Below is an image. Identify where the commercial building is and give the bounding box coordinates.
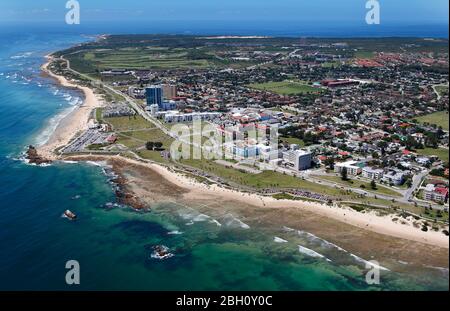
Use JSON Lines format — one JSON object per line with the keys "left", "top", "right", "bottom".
{"left": 163, "top": 111, "right": 221, "bottom": 123}
{"left": 283, "top": 149, "right": 312, "bottom": 171}
{"left": 146, "top": 86, "right": 163, "bottom": 108}
{"left": 334, "top": 161, "right": 363, "bottom": 176}
{"left": 162, "top": 84, "right": 177, "bottom": 100}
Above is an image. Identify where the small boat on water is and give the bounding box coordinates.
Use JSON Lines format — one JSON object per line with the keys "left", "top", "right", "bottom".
{"left": 151, "top": 245, "right": 174, "bottom": 260}
{"left": 62, "top": 209, "right": 77, "bottom": 220}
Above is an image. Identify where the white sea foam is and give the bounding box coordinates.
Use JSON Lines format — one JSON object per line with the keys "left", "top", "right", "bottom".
{"left": 167, "top": 230, "right": 183, "bottom": 235}
{"left": 274, "top": 237, "right": 288, "bottom": 243}
{"left": 282, "top": 226, "right": 295, "bottom": 232}
{"left": 192, "top": 214, "right": 210, "bottom": 222}
{"left": 297, "top": 230, "right": 348, "bottom": 253}
{"left": 33, "top": 86, "right": 82, "bottom": 146}
{"left": 10, "top": 52, "right": 33, "bottom": 59}
{"left": 298, "top": 245, "right": 331, "bottom": 261}
{"left": 210, "top": 219, "right": 222, "bottom": 227}
{"left": 424, "top": 265, "right": 449, "bottom": 273}
{"left": 223, "top": 214, "right": 250, "bottom": 229}
{"left": 350, "top": 253, "right": 390, "bottom": 271}
{"left": 61, "top": 160, "right": 78, "bottom": 164}
{"left": 33, "top": 103, "right": 77, "bottom": 147}
{"left": 86, "top": 160, "right": 107, "bottom": 167}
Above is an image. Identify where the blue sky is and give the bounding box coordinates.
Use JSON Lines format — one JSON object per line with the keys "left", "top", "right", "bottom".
{"left": 0, "top": 0, "right": 448, "bottom": 24}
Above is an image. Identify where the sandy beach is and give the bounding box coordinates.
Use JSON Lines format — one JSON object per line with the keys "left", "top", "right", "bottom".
{"left": 143, "top": 158, "right": 450, "bottom": 249}
{"left": 66, "top": 154, "right": 450, "bottom": 251}
{"left": 37, "top": 55, "right": 104, "bottom": 160}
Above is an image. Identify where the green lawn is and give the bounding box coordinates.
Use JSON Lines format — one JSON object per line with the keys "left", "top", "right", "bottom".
{"left": 316, "top": 175, "right": 402, "bottom": 197}
{"left": 247, "top": 80, "right": 321, "bottom": 95}
{"left": 68, "top": 47, "right": 215, "bottom": 73}
{"left": 95, "top": 108, "right": 103, "bottom": 122}
{"left": 117, "top": 128, "right": 174, "bottom": 150}
{"left": 415, "top": 147, "right": 449, "bottom": 163}
{"left": 179, "top": 158, "right": 343, "bottom": 195}
{"left": 321, "top": 61, "right": 341, "bottom": 68}
{"left": 280, "top": 136, "right": 305, "bottom": 147}
{"left": 135, "top": 149, "right": 170, "bottom": 164}
{"left": 354, "top": 51, "right": 375, "bottom": 59}
{"left": 435, "top": 85, "right": 449, "bottom": 97}
{"left": 414, "top": 111, "right": 449, "bottom": 131}
{"left": 104, "top": 115, "right": 153, "bottom": 131}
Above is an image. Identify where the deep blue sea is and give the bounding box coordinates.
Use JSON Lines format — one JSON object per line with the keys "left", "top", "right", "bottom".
{"left": 0, "top": 25, "right": 448, "bottom": 290}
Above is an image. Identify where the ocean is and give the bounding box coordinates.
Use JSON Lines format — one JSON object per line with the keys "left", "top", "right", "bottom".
{"left": 0, "top": 28, "right": 448, "bottom": 290}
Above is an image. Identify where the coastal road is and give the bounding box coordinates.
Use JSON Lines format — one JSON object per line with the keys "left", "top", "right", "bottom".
{"left": 61, "top": 56, "right": 174, "bottom": 138}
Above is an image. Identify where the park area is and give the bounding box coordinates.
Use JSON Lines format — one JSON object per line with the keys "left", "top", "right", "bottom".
{"left": 247, "top": 80, "right": 321, "bottom": 95}
{"left": 415, "top": 111, "right": 449, "bottom": 131}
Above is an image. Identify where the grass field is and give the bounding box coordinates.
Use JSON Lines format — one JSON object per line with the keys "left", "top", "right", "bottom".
{"left": 415, "top": 111, "right": 449, "bottom": 131}
{"left": 280, "top": 136, "right": 305, "bottom": 147}
{"left": 415, "top": 147, "right": 449, "bottom": 163}
{"left": 435, "top": 85, "right": 449, "bottom": 97}
{"left": 95, "top": 108, "right": 103, "bottom": 122}
{"left": 104, "top": 115, "right": 154, "bottom": 131}
{"left": 66, "top": 46, "right": 222, "bottom": 74}
{"left": 322, "top": 61, "right": 342, "bottom": 68}
{"left": 316, "top": 175, "right": 402, "bottom": 197}
{"left": 135, "top": 149, "right": 170, "bottom": 164}
{"left": 117, "top": 129, "right": 173, "bottom": 149}
{"left": 179, "top": 158, "right": 344, "bottom": 195}
{"left": 247, "top": 80, "right": 321, "bottom": 95}
{"left": 353, "top": 51, "right": 375, "bottom": 59}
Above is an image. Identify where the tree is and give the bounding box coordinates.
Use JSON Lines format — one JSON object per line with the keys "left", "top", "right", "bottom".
{"left": 341, "top": 167, "right": 348, "bottom": 181}
{"left": 370, "top": 179, "right": 377, "bottom": 190}
{"left": 324, "top": 158, "right": 335, "bottom": 170}
{"left": 154, "top": 142, "right": 163, "bottom": 150}
{"left": 406, "top": 179, "right": 413, "bottom": 188}
{"left": 145, "top": 142, "right": 155, "bottom": 150}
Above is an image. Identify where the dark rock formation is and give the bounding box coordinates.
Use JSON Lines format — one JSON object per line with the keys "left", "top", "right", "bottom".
{"left": 26, "top": 145, "right": 52, "bottom": 165}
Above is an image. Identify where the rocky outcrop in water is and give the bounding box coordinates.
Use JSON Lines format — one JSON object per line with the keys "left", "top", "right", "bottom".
{"left": 26, "top": 145, "right": 52, "bottom": 165}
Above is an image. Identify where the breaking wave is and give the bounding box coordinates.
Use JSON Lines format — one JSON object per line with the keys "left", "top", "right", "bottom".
{"left": 349, "top": 253, "right": 390, "bottom": 271}
{"left": 298, "top": 245, "right": 332, "bottom": 262}
{"left": 274, "top": 237, "right": 288, "bottom": 243}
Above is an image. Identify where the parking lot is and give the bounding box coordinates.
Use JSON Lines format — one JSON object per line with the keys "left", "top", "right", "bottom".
{"left": 63, "top": 129, "right": 111, "bottom": 153}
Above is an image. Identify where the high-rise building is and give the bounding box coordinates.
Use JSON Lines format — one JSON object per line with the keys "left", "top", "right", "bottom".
{"left": 283, "top": 150, "right": 312, "bottom": 171}
{"left": 162, "top": 84, "right": 177, "bottom": 100}
{"left": 146, "top": 86, "right": 163, "bottom": 108}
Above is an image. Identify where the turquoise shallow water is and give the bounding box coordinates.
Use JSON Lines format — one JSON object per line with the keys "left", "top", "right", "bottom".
{"left": 0, "top": 31, "right": 448, "bottom": 291}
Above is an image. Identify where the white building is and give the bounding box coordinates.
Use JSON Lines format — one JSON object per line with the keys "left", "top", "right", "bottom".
{"left": 283, "top": 149, "right": 312, "bottom": 171}
{"left": 164, "top": 111, "right": 221, "bottom": 123}
{"left": 382, "top": 170, "right": 405, "bottom": 186}
{"left": 362, "top": 167, "right": 384, "bottom": 180}
{"left": 334, "top": 161, "right": 362, "bottom": 176}
{"left": 424, "top": 184, "right": 449, "bottom": 203}
{"left": 148, "top": 104, "right": 159, "bottom": 116}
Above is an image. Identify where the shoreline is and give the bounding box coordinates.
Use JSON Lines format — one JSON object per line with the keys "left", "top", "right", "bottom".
{"left": 37, "top": 55, "right": 104, "bottom": 160}
{"left": 66, "top": 154, "right": 450, "bottom": 250}
{"left": 37, "top": 57, "right": 449, "bottom": 251}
